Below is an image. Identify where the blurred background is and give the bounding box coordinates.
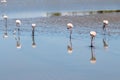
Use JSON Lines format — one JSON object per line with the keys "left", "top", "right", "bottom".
{"left": 0, "top": 0, "right": 120, "bottom": 18}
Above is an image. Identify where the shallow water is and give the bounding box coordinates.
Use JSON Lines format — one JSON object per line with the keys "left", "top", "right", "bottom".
{"left": 0, "top": 13, "right": 120, "bottom": 80}
{"left": 0, "top": 0, "right": 120, "bottom": 80}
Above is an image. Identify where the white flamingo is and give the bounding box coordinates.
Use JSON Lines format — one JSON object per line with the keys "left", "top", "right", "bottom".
{"left": 67, "top": 23, "right": 73, "bottom": 39}
{"left": 13, "top": 19, "right": 21, "bottom": 34}
{"left": 3, "top": 15, "right": 8, "bottom": 38}
{"left": 90, "top": 31, "right": 96, "bottom": 47}
{"left": 16, "top": 19, "right": 21, "bottom": 26}
{"left": 3, "top": 15, "right": 8, "bottom": 19}
{"left": 103, "top": 20, "right": 109, "bottom": 33}
{"left": 32, "top": 23, "right": 36, "bottom": 29}
{"left": 14, "top": 28, "right": 21, "bottom": 49}
{"left": 32, "top": 23, "right": 36, "bottom": 48}
{"left": 13, "top": 19, "right": 22, "bottom": 49}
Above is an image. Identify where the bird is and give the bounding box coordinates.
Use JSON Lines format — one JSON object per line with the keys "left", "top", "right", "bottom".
{"left": 3, "top": 15, "right": 8, "bottom": 20}
{"left": 3, "top": 15, "right": 8, "bottom": 26}
{"left": 13, "top": 20, "right": 22, "bottom": 49}
{"left": 15, "top": 28, "right": 22, "bottom": 49}
{"left": 90, "top": 31, "right": 96, "bottom": 47}
{"left": 67, "top": 23, "right": 73, "bottom": 30}
{"left": 67, "top": 23, "right": 73, "bottom": 39}
{"left": 103, "top": 20, "right": 109, "bottom": 32}
{"left": 14, "top": 28, "right": 22, "bottom": 49}
{"left": 103, "top": 20, "right": 109, "bottom": 25}
{"left": 3, "top": 15, "right": 8, "bottom": 38}
{"left": 16, "top": 19, "right": 21, "bottom": 27}
{"left": 32, "top": 23, "right": 36, "bottom": 28}
{"left": 13, "top": 20, "right": 21, "bottom": 35}
{"left": 32, "top": 23, "right": 36, "bottom": 48}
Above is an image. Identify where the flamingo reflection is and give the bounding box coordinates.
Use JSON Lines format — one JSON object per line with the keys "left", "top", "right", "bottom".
{"left": 67, "top": 35, "right": 73, "bottom": 54}
{"left": 103, "top": 35, "right": 109, "bottom": 49}
{"left": 13, "top": 20, "right": 22, "bottom": 49}
{"left": 90, "top": 47, "right": 96, "bottom": 64}
{"left": 3, "top": 15, "right": 8, "bottom": 38}
{"left": 32, "top": 23, "right": 36, "bottom": 48}
{"left": 90, "top": 31, "right": 96, "bottom": 47}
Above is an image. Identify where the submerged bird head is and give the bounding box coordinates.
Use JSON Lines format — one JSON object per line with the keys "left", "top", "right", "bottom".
{"left": 32, "top": 23, "right": 36, "bottom": 28}
{"left": 103, "top": 20, "right": 109, "bottom": 25}
{"left": 3, "top": 15, "right": 8, "bottom": 19}
{"left": 16, "top": 20, "right": 21, "bottom": 26}
{"left": 90, "top": 31, "right": 96, "bottom": 37}
{"left": 67, "top": 23, "right": 73, "bottom": 29}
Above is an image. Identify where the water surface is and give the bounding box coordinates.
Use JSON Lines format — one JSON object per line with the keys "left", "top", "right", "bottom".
{"left": 0, "top": 0, "right": 120, "bottom": 80}
{"left": 0, "top": 13, "right": 120, "bottom": 80}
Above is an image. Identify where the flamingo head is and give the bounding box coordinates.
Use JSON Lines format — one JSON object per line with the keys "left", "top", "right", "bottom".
{"left": 67, "top": 23, "right": 73, "bottom": 29}
{"left": 32, "top": 23, "right": 36, "bottom": 28}
{"left": 103, "top": 20, "right": 109, "bottom": 25}
{"left": 90, "top": 31, "right": 96, "bottom": 37}
{"left": 3, "top": 15, "right": 8, "bottom": 19}
{"left": 16, "top": 20, "right": 21, "bottom": 26}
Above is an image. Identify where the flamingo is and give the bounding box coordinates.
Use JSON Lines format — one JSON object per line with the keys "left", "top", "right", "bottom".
{"left": 3, "top": 15, "right": 8, "bottom": 26}
{"left": 3, "top": 15, "right": 8, "bottom": 38}
{"left": 67, "top": 23, "right": 73, "bottom": 39}
{"left": 3, "top": 15, "right": 8, "bottom": 19}
{"left": 32, "top": 23, "right": 36, "bottom": 29}
{"left": 90, "top": 31, "right": 96, "bottom": 47}
{"left": 13, "top": 19, "right": 22, "bottom": 49}
{"left": 32, "top": 23, "right": 36, "bottom": 48}
{"left": 16, "top": 19, "right": 21, "bottom": 26}
{"left": 103, "top": 20, "right": 109, "bottom": 33}
{"left": 13, "top": 19, "right": 21, "bottom": 34}
{"left": 14, "top": 27, "right": 22, "bottom": 49}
